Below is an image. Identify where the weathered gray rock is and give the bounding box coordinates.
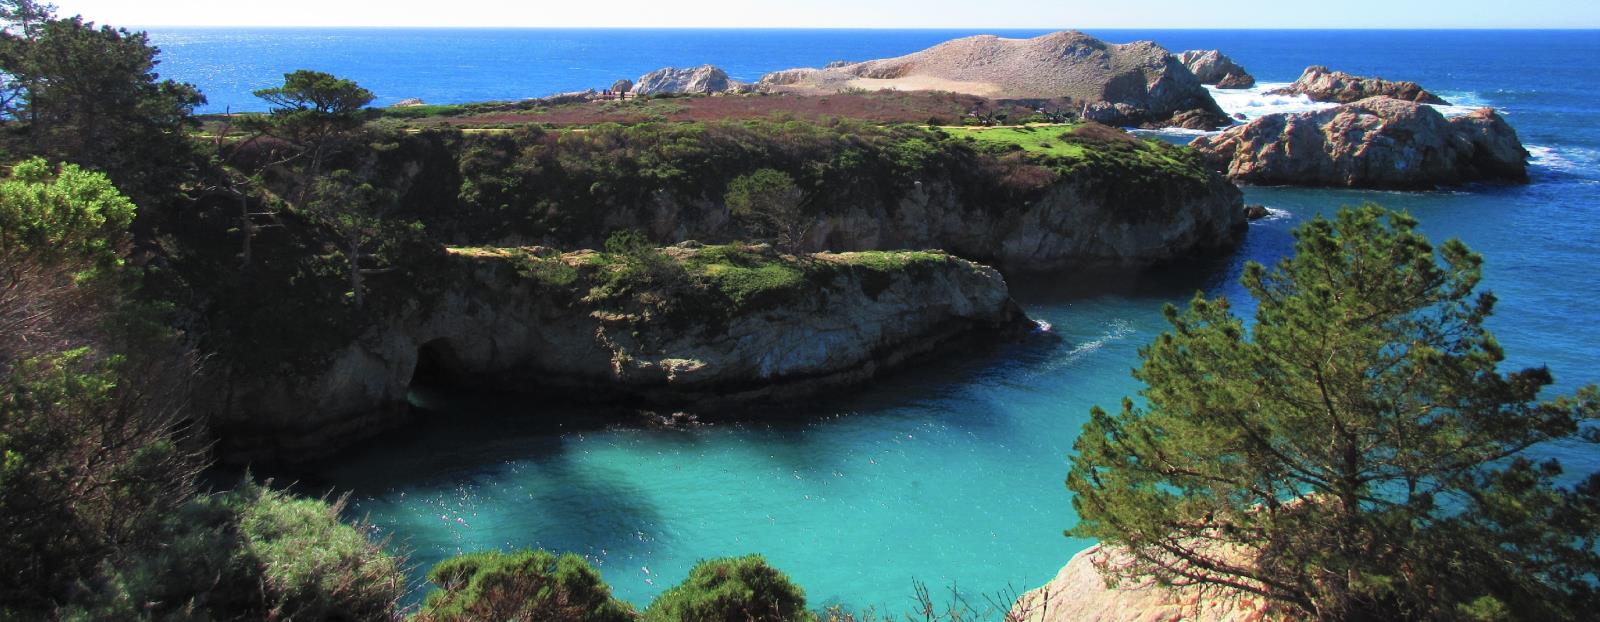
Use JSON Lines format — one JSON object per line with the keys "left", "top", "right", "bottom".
{"left": 542, "top": 89, "right": 597, "bottom": 105}
{"left": 1178, "top": 50, "right": 1255, "bottom": 89}
{"left": 1011, "top": 544, "right": 1281, "bottom": 622}
{"left": 610, "top": 79, "right": 633, "bottom": 93}
{"left": 632, "top": 64, "right": 735, "bottom": 95}
{"left": 1191, "top": 97, "right": 1528, "bottom": 189}
{"left": 759, "top": 31, "right": 1229, "bottom": 129}
{"left": 205, "top": 248, "right": 1034, "bottom": 463}
{"left": 392, "top": 98, "right": 425, "bottom": 107}
{"left": 1268, "top": 65, "right": 1447, "bottom": 105}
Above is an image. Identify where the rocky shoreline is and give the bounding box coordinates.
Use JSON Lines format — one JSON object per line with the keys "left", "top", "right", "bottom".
{"left": 205, "top": 246, "right": 1038, "bottom": 463}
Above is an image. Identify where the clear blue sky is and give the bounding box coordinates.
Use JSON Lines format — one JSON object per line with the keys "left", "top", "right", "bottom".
{"left": 51, "top": 0, "right": 1600, "bottom": 29}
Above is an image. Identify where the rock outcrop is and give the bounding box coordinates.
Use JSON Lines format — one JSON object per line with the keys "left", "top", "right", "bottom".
{"left": 392, "top": 98, "right": 425, "bottom": 107}
{"left": 1190, "top": 97, "right": 1528, "bottom": 189}
{"left": 610, "top": 79, "right": 633, "bottom": 93}
{"left": 1268, "top": 65, "right": 1447, "bottom": 105}
{"left": 631, "top": 64, "right": 740, "bottom": 95}
{"left": 206, "top": 247, "right": 1034, "bottom": 463}
{"left": 1010, "top": 544, "right": 1280, "bottom": 622}
{"left": 1178, "top": 50, "right": 1255, "bottom": 89}
{"left": 758, "top": 31, "right": 1229, "bottom": 129}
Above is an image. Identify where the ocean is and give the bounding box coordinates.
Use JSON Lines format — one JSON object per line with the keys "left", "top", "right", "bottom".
{"left": 145, "top": 28, "right": 1600, "bottom": 612}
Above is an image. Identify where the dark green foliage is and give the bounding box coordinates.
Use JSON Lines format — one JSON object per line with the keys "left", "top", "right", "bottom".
{"left": 413, "top": 549, "right": 634, "bottom": 622}
{"left": 0, "top": 1, "right": 204, "bottom": 204}
{"left": 1067, "top": 204, "right": 1600, "bottom": 621}
{"left": 643, "top": 555, "right": 815, "bottom": 622}
{"left": 725, "top": 168, "right": 808, "bottom": 252}
{"left": 64, "top": 480, "right": 405, "bottom": 621}
{"left": 0, "top": 155, "right": 204, "bottom": 618}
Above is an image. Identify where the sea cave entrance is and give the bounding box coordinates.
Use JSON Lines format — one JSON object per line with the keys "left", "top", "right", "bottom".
{"left": 409, "top": 337, "right": 466, "bottom": 389}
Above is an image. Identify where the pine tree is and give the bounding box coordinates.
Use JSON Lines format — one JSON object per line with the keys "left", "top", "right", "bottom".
{"left": 1067, "top": 204, "right": 1600, "bottom": 621}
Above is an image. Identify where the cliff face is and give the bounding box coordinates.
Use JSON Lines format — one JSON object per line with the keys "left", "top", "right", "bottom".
{"left": 204, "top": 246, "right": 1033, "bottom": 463}
{"left": 614, "top": 174, "right": 1245, "bottom": 274}
{"left": 1190, "top": 97, "right": 1528, "bottom": 189}
{"left": 758, "top": 31, "right": 1229, "bottom": 129}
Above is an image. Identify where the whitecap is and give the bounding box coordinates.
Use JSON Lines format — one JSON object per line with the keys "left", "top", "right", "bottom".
{"left": 1527, "top": 145, "right": 1600, "bottom": 178}
{"left": 1206, "top": 83, "right": 1338, "bottom": 121}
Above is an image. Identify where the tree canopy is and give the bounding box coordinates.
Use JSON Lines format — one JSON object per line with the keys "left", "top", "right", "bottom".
{"left": 0, "top": 0, "right": 204, "bottom": 204}
{"left": 1066, "top": 204, "right": 1600, "bottom": 621}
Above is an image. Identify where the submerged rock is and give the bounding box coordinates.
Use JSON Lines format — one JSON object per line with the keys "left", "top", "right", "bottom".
{"left": 205, "top": 247, "right": 1036, "bottom": 463}
{"left": 1178, "top": 49, "right": 1256, "bottom": 89}
{"left": 1190, "top": 96, "right": 1528, "bottom": 189}
{"left": 632, "top": 64, "right": 737, "bottom": 95}
{"left": 1268, "top": 65, "right": 1448, "bottom": 105}
{"left": 758, "top": 31, "right": 1229, "bottom": 129}
{"left": 1244, "top": 204, "right": 1270, "bottom": 220}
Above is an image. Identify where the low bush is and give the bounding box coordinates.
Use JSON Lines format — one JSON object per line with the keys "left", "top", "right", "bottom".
{"left": 643, "top": 555, "right": 815, "bottom": 622}
{"left": 413, "top": 549, "right": 634, "bottom": 622}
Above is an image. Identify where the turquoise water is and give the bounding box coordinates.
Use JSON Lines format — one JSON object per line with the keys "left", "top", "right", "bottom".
{"left": 182, "top": 29, "right": 1600, "bottom": 613}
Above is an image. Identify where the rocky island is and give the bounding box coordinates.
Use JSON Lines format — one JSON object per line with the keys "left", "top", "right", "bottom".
{"left": 1178, "top": 49, "right": 1256, "bottom": 89}
{"left": 1190, "top": 96, "right": 1528, "bottom": 188}
{"left": 758, "top": 31, "right": 1231, "bottom": 129}
{"left": 1268, "top": 65, "right": 1449, "bottom": 105}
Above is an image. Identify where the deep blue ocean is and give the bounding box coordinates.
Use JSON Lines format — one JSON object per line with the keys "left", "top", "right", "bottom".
{"left": 145, "top": 28, "right": 1600, "bottom": 613}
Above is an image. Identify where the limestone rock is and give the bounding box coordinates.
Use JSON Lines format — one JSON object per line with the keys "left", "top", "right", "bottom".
{"left": 1190, "top": 96, "right": 1528, "bottom": 189}
{"left": 1011, "top": 544, "right": 1281, "bottom": 622}
{"left": 1268, "top": 65, "right": 1447, "bottom": 105}
{"left": 632, "top": 64, "right": 735, "bottom": 95}
{"left": 758, "top": 31, "right": 1229, "bottom": 129}
{"left": 1178, "top": 50, "right": 1255, "bottom": 89}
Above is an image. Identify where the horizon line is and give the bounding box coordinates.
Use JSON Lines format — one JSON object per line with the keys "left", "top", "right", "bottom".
{"left": 129, "top": 25, "right": 1600, "bottom": 31}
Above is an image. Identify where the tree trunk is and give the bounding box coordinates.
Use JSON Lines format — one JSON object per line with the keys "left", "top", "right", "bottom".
{"left": 348, "top": 235, "right": 363, "bottom": 308}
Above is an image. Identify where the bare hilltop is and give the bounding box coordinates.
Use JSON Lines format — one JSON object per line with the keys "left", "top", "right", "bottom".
{"left": 758, "top": 31, "right": 1228, "bottom": 129}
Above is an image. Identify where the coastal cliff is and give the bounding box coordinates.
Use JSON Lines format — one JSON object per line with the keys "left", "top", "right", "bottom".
{"left": 1190, "top": 97, "right": 1528, "bottom": 189}
{"left": 757, "top": 31, "right": 1229, "bottom": 129}
{"left": 204, "top": 245, "right": 1033, "bottom": 463}
{"left": 418, "top": 121, "right": 1247, "bottom": 272}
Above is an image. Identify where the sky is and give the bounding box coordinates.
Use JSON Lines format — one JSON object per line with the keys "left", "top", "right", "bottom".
{"left": 49, "top": 0, "right": 1600, "bottom": 29}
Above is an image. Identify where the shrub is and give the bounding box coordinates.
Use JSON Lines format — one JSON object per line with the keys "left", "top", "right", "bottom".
{"left": 643, "top": 555, "right": 815, "bottom": 622}
{"left": 62, "top": 481, "right": 405, "bottom": 621}
{"left": 414, "top": 549, "right": 634, "bottom": 622}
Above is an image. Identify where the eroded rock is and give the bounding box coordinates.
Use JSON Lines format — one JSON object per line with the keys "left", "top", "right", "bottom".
{"left": 1178, "top": 50, "right": 1256, "bottom": 89}
{"left": 1268, "top": 65, "right": 1447, "bottom": 105}
{"left": 1190, "top": 97, "right": 1528, "bottom": 189}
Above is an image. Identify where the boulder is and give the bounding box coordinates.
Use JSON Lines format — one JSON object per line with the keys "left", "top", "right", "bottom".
{"left": 1190, "top": 97, "right": 1529, "bottom": 189}
{"left": 758, "top": 31, "right": 1229, "bottom": 129}
{"left": 632, "top": 64, "right": 734, "bottom": 95}
{"left": 1178, "top": 50, "right": 1256, "bottom": 89}
{"left": 1268, "top": 65, "right": 1447, "bottom": 105}
{"left": 1244, "top": 204, "right": 1270, "bottom": 220}
{"left": 610, "top": 79, "right": 633, "bottom": 93}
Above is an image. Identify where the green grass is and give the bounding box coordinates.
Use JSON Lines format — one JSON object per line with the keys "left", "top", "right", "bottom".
{"left": 941, "top": 124, "right": 1090, "bottom": 158}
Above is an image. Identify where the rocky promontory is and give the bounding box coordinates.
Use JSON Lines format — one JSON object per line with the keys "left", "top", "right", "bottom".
{"left": 1268, "top": 65, "right": 1448, "bottom": 105}
{"left": 758, "top": 31, "right": 1230, "bottom": 129}
{"left": 1190, "top": 97, "right": 1528, "bottom": 189}
{"left": 1178, "top": 50, "right": 1255, "bottom": 89}
{"left": 205, "top": 245, "right": 1033, "bottom": 462}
